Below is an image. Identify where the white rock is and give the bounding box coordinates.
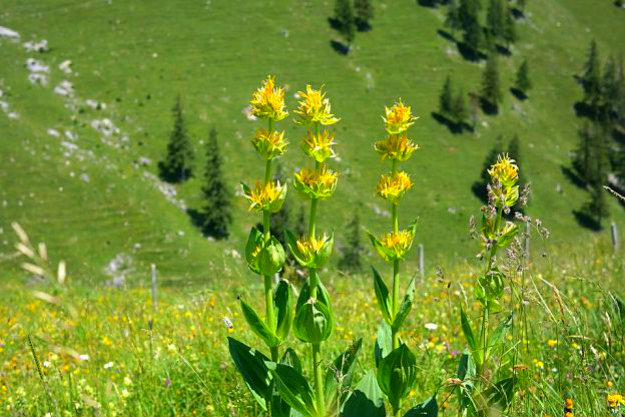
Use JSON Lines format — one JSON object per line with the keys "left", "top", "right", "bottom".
{"left": 59, "top": 60, "right": 72, "bottom": 74}
{"left": 28, "top": 73, "right": 48, "bottom": 86}
{"left": 47, "top": 128, "right": 60, "bottom": 138}
{"left": 23, "top": 39, "right": 48, "bottom": 52}
{"left": 26, "top": 58, "right": 49, "bottom": 73}
{"left": 0, "top": 26, "right": 19, "bottom": 40}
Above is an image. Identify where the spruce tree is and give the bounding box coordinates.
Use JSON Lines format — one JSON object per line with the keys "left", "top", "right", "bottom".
{"left": 354, "top": 0, "right": 374, "bottom": 30}
{"left": 573, "top": 123, "right": 593, "bottom": 184}
{"left": 439, "top": 75, "right": 454, "bottom": 117}
{"left": 159, "top": 96, "right": 194, "bottom": 183}
{"left": 338, "top": 212, "right": 363, "bottom": 274}
{"left": 334, "top": 0, "right": 356, "bottom": 47}
{"left": 585, "top": 180, "right": 609, "bottom": 227}
{"left": 452, "top": 88, "right": 469, "bottom": 126}
{"left": 514, "top": 59, "right": 532, "bottom": 97}
{"left": 444, "top": 0, "right": 462, "bottom": 36}
{"left": 459, "top": 0, "right": 482, "bottom": 55}
{"left": 502, "top": 9, "right": 517, "bottom": 48}
{"left": 486, "top": 0, "right": 505, "bottom": 44}
{"left": 602, "top": 55, "right": 619, "bottom": 125}
{"left": 200, "top": 128, "right": 232, "bottom": 239}
{"left": 582, "top": 39, "right": 602, "bottom": 104}
{"left": 481, "top": 53, "right": 502, "bottom": 111}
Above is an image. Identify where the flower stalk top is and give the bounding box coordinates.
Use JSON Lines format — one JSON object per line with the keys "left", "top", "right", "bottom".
{"left": 250, "top": 75, "right": 289, "bottom": 122}
{"left": 382, "top": 100, "right": 418, "bottom": 135}
{"left": 487, "top": 154, "right": 519, "bottom": 209}
{"left": 294, "top": 85, "right": 340, "bottom": 126}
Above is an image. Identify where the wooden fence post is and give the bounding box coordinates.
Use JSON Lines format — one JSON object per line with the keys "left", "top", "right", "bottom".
{"left": 151, "top": 264, "right": 158, "bottom": 310}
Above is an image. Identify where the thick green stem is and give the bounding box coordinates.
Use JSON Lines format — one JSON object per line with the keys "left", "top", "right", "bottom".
{"left": 264, "top": 275, "right": 278, "bottom": 361}
{"left": 308, "top": 198, "right": 318, "bottom": 240}
{"left": 312, "top": 342, "right": 325, "bottom": 417}
{"left": 391, "top": 259, "right": 400, "bottom": 350}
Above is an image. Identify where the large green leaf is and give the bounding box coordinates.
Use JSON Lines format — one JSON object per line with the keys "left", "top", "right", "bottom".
{"left": 377, "top": 344, "right": 418, "bottom": 413}
{"left": 374, "top": 320, "right": 393, "bottom": 367}
{"left": 392, "top": 275, "right": 416, "bottom": 331}
{"left": 460, "top": 307, "right": 479, "bottom": 365}
{"left": 342, "top": 370, "right": 385, "bottom": 417}
{"left": 293, "top": 298, "right": 334, "bottom": 344}
{"left": 483, "top": 376, "right": 516, "bottom": 411}
{"left": 274, "top": 279, "right": 294, "bottom": 341}
{"left": 280, "top": 347, "right": 302, "bottom": 374}
{"left": 456, "top": 351, "right": 476, "bottom": 412}
{"left": 487, "top": 313, "right": 513, "bottom": 358}
{"left": 404, "top": 395, "right": 438, "bottom": 417}
{"left": 372, "top": 266, "right": 392, "bottom": 325}
{"left": 267, "top": 362, "right": 317, "bottom": 417}
{"left": 240, "top": 300, "right": 281, "bottom": 348}
{"left": 227, "top": 337, "right": 271, "bottom": 411}
{"left": 325, "top": 338, "right": 363, "bottom": 414}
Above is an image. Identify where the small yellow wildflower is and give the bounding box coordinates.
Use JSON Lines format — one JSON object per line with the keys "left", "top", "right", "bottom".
{"left": 565, "top": 398, "right": 573, "bottom": 410}
{"left": 379, "top": 230, "right": 414, "bottom": 258}
{"left": 294, "top": 85, "right": 340, "bottom": 126}
{"left": 488, "top": 153, "right": 518, "bottom": 188}
{"left": 383, "top": 99, "right": 418, "bottom": 134}
{"left": 243, "top": 180, "right": 287, "bottom": 213}
{"left": 302, "top": 130, "right": 336, "bottom": 163}
{"left": 291, "top": 233, "right": 334, "bottom": 268}
{"left": 293, "top": 166, "right": 338, "bottom": 200}
{"left": 374, "top": 133, "right": 418, "bottom": 161}
{"left": 251, "top": 129, "right": 288, "bottom": 160}
{"left": 376, "top": 171, "right": 413, "bottom": 204}
{"left": 607, "top": 393, "right": 625, "bottom": 409}
{"left": 546, "top": 339, "right": 558, "bottom": 348}
{"left": 250, "top": 75, "right": 288, "bottom": 121}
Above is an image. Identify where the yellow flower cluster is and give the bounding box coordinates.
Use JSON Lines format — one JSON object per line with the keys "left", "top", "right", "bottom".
{"left": 294, "top": 85, "right": 340, "bottom": 126}
{"left": 302, "top": 130, "right": 336, "bottom": 163}
{"left": 374, "top": 133, "right": 418, "bottom": 162}
{"left": 488, "top": 154, "right": 519, "bottom": 208}
{"left": 383, "top": 100, "right": 418, "bottom": 135}
{"left": 376, "top": 171, "right": 413, "bottom": 204}
{"left": 294, "top": 166, "right": 338, "bottom": 200}
{"left": 251, "top": 128, "right": 288, "bottom": 160}
{"left": 243, "top": 180, "right": 287, "bottom": 213}
{"left": 607, "top": 393, "right": 625, "bottom": 409}
{"left": 250, "top": 75, "right": 288, "bottom": 121}
{"left": 379, "top": 229, "right": 415, "bottom": 259}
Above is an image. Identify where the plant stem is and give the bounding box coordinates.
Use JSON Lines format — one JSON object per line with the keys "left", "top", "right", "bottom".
{"left": 312, "top": 342, "right": 325, "bottom": 417}
{"left": 308, "top": 198, "right": 318, "bottom": 240}
{"left": 390, "top": 156, "right": 400, "bottom": 350}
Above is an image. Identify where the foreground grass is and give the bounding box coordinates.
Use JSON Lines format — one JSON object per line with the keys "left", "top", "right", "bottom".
{"left": 3, "top": 238, "right": 625, "bottom": 416}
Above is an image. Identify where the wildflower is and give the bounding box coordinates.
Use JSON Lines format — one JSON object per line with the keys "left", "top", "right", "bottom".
{"left": 251, "top": 129, "right": 288, "bottom": 160}
{"left": 424, "top": 323, "right": 438, "bottom": 331}
{"left": 607, "top": 393, "right": 625, "bottom": 409}
{"left": 293, "top": 166, "right": 338, "bottom": 200}
{"left": 488, "top": 154, "right": 518, "bottom": 188}
{"left": 293, "top": 85, "right": 340, "bottom": 126}
{"left": 286, "top": 232, "right": 334, "bottom": 268}
{"left": 383, "top": 99, "right": 418, "bottom": 134}
{"left": 103, "top": 362, "right": 114, "bottom": 370}
{"left": 374, "top": 133, "right": 418, "bottom": 161}
{"left": 376, "top": 171, "right": 413, "bottom": 204}
{"left": 369, "top": 224, "right": 417, "bottom": 262}
{"left": 547, "top": 339, "right": 558, "bottom": 348}
{"left": 250, "top": 75, "right": 288, "bottom": 121}
{"left": 242, "top": 180, "right": 287, "bottom": 213}
{"left": 120, "top": 388, "right": 130, "bottom": 399}
{"left": 302, "top": 130, "right": 336, "bottom": 163}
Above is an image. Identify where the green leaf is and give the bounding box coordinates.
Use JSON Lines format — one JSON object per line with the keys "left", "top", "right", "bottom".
{"left": 293, "top": 298, "right": 333, "bottom": 344}
{"left": 374, "top": 320, "right": 393, "bottom": 367}
{"left": 487, "top": 313, "right": 513, "bottom": 357}
{"left": 483, "top": 376, "right": 516, "bottom": 411}
{"left": 270, "top": 396, "right": 291, "bottom": 417}
{"left": 342, "top": 370, "right": 385, "bottom": 417}
{"left": 280, "top": 348, "right": 302, "bottom": 374}
{"left": 267, "top": 362, "right": 317, "bottom": 417}
{"left": 460, "top": 307, "right": 478, "bottom": 356}
{"left": 240, "top": 300, "right": 281, "bottom": 348}
{"left": 285, "top": 229, "right": 309, "bottom": 267}
{"left": 377, "top": 344, "right": 418, "bottom": 413}
{"left": 456, "top": 351, "right": 476, "bottom": 412}
{"left": 227, "top": 337, "right": 271, "bottom": 411}
{"left": 296, "top": 279, "right": 332, "bottom": 312}
{"left": 325, "top": 338, "right": 363, "bottom": 414}
{"left": 274, "top": 279, "right": 294, "bottom": 341}
{"left": 372, "top": 267, "right": 392, "bottom": 325}
{"left": 367, "top": 231, "right": 395, "bottom": 262}
{"left": 392, "top": 275, "right": 416, "bottom": 331}
{"left": 244, "top": 227, "right": 263, "bottom": 275}
{"left": 258, "top": 236, "right": 286, "bottom": 276}
{"left": 404, "top": 395, "right": 438, "bottom": 417}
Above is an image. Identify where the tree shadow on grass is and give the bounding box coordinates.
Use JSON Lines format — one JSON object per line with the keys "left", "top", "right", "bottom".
{"left": 561, "top": 165, "right": 587, "bottom": 189}
{"left": 327, "top": 17, "right": 341, "bottom": 31}
{"left": 573, "top": 209, "right": 602, "bottom": 231}
{"left": 495, "top": 44, "right": 511, "bottom": 56}
{"left": 330, "top": 40, "right": 350, "bottom": 55}
{"left": 480, "top": 98, "right": 499, "bottom": 115}
{"left": 457, "top": 42, "right": 486, "bottom": 62}
{"left": 510, "top": 87, "right": 527, "bottom": 101}
{"left": 511, "top": 7, "right": 525, "bottom": 19}
{"left": 356, "top": 20, "right": 372, "bottom": 32}
{"left": 471, "top": 180, "right": 489, "bottom": 204}
{"left": 187, "top": 208, "right": 229, "bottom": 240}
{"left": 416, "top": 0, "right": 440, "bottom": 7}
{"left": 573, "top": 101, "right": 597, "bottom": 119}
{"left": 431, "top": 112, "right": 474, "bottom": 134}
{"left": 437, "top": 29, "right": 455, "bottom": 43}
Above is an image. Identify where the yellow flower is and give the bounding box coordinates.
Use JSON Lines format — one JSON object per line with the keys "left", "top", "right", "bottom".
{"left": 383, "top": 100, "right": 418, "bottom": 134}
{"left": 251, "top": 128, "right": 288, "bottom": 160}
{"left": 376, "top": 171, "right": 412, "bottom": 204}
{"left": 565, "top": 398, "right": 573, "bottom": 410}
{"left": 607, "top": 393, "right": 625, "bottom": 409}
{"left": 374, "top": 134, "right": 418, "bottom": 161}
{"left": 378, "top": 229, "right": 415, "bottom": 259}
{"left": 294, "top": 85, "right": 340, "bottom": 126}
{"left": 302, "top": 130, "right": 336, "bottom": 163}
{"left": 488, "top": 154, "right": 518, "bottom": 188}
{"left": 243, "top": 180, "right": 287, "bottom": 213}
{"left": 546, "top": 339, "right": 558, "bottom": 348}
{"left": 291, "top": 234, "right": 334, "bottom": 268}
{"left": 250, "top": 75, "right": 288, "bottom": 121}
{"left": 293, "top": 166, "right": 338, "bottom": 200}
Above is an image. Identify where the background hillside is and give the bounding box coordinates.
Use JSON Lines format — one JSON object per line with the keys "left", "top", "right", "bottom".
{"left": 1, "top": 0, "right": 624, "bottom": 286}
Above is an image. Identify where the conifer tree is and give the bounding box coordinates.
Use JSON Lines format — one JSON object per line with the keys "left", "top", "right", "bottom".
{"left": 354, "top": 0, "right": 374, "bottom": 30}
{"left": 338, "top": 212, "right": 364, "bottom": 273}
{"left": 334, "top": 0, "right": 356, "bottom": 47}
{"left": 439, "top": 75, "right": 454, "bottom": 117}
{"left": 452, "top": 88, "right": 469, "bottom": 126}
{"left": 486, "top": 0, "right": 505, "bottom": 44}
{"left": 474, "top": 136, "right": 504, "bottom": 201}
{"left": 445, "top": 0, "right": 462, "bottom": 36}
{"left": 582, "top": 39, "right": 602, "bottom": 104}
{"left": 514, "top": 59, "right": 532, "bottom": 97}
{"left": 159, "top": 96, "right": 194, "bottom": 183}
{"left": 200, "top": 128, "right": 231, "bottom": 239}
{"left": 585, "top": 180, "right": 609, "bottom": 227}
{"left": 459, "top": 0, "right": 482, "bottom": 55}
{"left": 602, "top": 55, "right": 619, "bottom": 125}
{"left": 573, "top": 123, "right": 594, "bottom": 184}
{"left": 502, "top": 9, "right": 517, "bottom": 47}
{"left": 481, "top": 53, "right": 502, "bottom": 111}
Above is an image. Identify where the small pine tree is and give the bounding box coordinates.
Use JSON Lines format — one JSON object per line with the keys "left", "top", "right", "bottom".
{"left": 514, "top": 59, "right": 532, "bottom": 97}
{"left": 502, "top": 9, "right": 517, "bottom": 47}
{"left": 452, "top": 88, "right": 469, "bottom": 125}
{"left": 486, "top": 0, "right": 505, "bottom": 43}
{"left": 481, "top": 53, "right": 502, "bottom": 111}
{"left": 573, "top": 123, "right": 593, "bottom": 184}
{"left": 602, "top": 55, "right": 619, "bottom": 125}
{"left": 582, "top": 39, "right": 602, "bottom": 103}
{"left": 200, "top": 128, "right": 232, "bottom": 239}
{"left": 159, "top": 96, "right": 194, "bottom": 183}
{"left": 439, "top": 75, "right": 454, "bottom": 117}
{"left": 338, "top": 213, "right": 364, "bottom": 273}
{"left": 459, "top": 0, "right": 482, "bottom": 55}
{"left": 585, "top": 180, "right": 609, "bottom": 227}
{"left": 444, "top": 0, "right": 462, "bottom": 36}
{"left": 354, "top": 0, "right": 374, "bottom": 30}
{"left": 335, "top": 0, "right": 356, "bottom": 46}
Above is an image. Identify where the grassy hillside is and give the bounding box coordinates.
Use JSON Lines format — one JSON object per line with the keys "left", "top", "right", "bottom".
{"left": 1, "top": 0, "right": 624, "bottom": 284}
